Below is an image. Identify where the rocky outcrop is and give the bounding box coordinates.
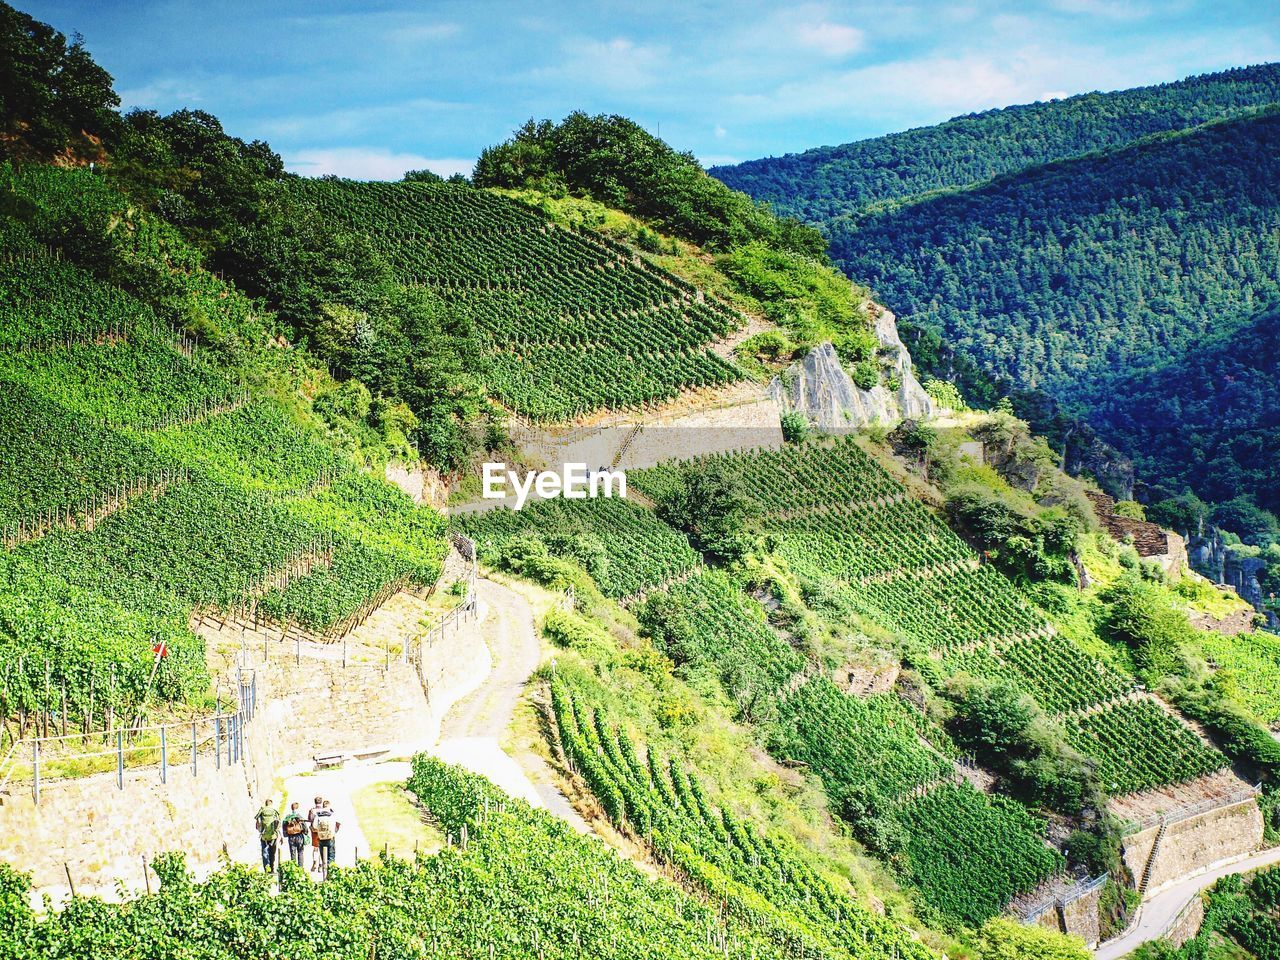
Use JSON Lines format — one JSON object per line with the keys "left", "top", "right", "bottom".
{"left": 1086, "top": 490, "right": 1188, "bottom": 574}
{"left": 769, "top": 308, "right": 934, "bottom": 430}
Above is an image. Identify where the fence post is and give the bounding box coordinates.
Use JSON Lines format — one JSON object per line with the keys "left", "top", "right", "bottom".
{"left": 215, "top": 715, "right": 222, "bottom": 769}
{"left": 32, "top": 740, "right": 40, "bottom": 805}
{"left": 160, "top": 726, "right": 167, "bottom": 784}
{"left": 116, "top": 730, "right": 124, "bottom": 790}
{"left": 192, "top": 721, "right": 198, "bottom": 777}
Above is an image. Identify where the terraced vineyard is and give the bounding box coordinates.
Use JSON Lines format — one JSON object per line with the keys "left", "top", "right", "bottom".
{"left": 1064, "top": 697, "right": 1226, "bottom": 794}
{"left": 1196, "top": 628, "right": 1280, "bottom": 725}
{"left": 0, "top": 169, "right": 447, "bottom": 738}
{"left": 550, "top": 677, "right": 936, "bottom": 960}
{"left": 641, "top": 441, "right": 1224, "bottom": 786}
{"left": 949, "top": 634, "right": 1133, "bottom": 713}
{"left": 290, "top": 178, "right": 743, "bottom": 420}
{"left": 455, "top": 496, "right": 699, "bottom": 598}
{"left": 894, "top": 783, "right": 1065, "bottom": 926}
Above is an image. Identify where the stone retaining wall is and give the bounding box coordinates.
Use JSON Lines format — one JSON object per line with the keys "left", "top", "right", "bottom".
{"left": 0, "top": 610, "right": 488, "bottom": 902}
{"left": 1122, "top": 798, "right": 1263, "bottom": 896}
{"left": 1166, "top": 893, "right": 1205, "bottom": 948}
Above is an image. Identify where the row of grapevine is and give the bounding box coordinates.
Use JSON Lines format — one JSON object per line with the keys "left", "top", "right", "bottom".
{"left": 768, "top": 499, "right": 973, "bottom": 583}
{"left": 0, "top": 381, "right": 170, "bottom": 529}
{"left": 640, "top": 569, "right": 804, "bottom": 696}
{"left": 837, "top": 565, "right": 1047, "bottom": 652}
{"left": 631, "top": 437, "right": 905, "bottom": 512}
{"left": 892, "top": 783, "right": 1065, "bottom": 926}
{"left": 1062, "top": 697, "right": 1226, "bottom": 794}
{"left": 0, "top": 254, "right": 161, "bottom": 350}
{"left": 289, "top": 178, "right": 744, "bottom": 420}
{"left": 0, "top": 333, "right": 237, "bottom": 429}
{"left": 947, "top": 633, "right": 1134, "bottom": 714}
{"left": 774, "top": 677, "right": 956, "bottom": 802}
{"left": 455, "top": 496, "right": 699, "bottom": 598}
{"left": 549, "top": 677, "right": 936, "bottom": 960}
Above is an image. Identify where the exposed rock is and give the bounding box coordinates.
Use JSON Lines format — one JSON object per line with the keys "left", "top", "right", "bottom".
{"left": 768, "top": 308, "right": 934, "bottom": 430}
{"left": 1086, "top": 490, "right": 1187, "bottom": 574}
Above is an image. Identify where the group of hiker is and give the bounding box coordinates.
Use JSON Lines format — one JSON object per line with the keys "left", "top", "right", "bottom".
{"left": 254, "top": 796, "right": 341, "bottom": 877}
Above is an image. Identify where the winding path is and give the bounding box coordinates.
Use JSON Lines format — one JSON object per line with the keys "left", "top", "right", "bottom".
{"left": 432, "top": 579, "right": 590, "bottom": 831}
{"left": 1095, "top": 845, "right": 1280, "bottom": 959}
{"left": 279, "top": 577, "right": 588, "bottom": 866}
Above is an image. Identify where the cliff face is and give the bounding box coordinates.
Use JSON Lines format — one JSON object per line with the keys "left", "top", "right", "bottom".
{"left": 769, "top": 308, "right": 934, "bottom": 430}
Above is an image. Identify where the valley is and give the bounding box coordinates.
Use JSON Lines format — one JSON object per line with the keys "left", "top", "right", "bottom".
{"left": 2, "top": 5, "right": 1280, "bottom": 960}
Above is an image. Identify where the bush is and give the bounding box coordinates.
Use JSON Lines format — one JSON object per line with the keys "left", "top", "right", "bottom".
{"left": 780, "top": 412, "right": 809, "bottom": 444}
{"left": 1113, "top": 500, "right": 1147, "bottom": 520}
{"left": 975, "top": 917, "right": 1091, "bottom": 960}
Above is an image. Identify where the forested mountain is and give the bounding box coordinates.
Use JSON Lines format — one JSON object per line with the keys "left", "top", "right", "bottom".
{"left": 829, "top": 109, "right": 1280, "bottom": 515}
{"left": 1094, "top": 306, "right": 1280, "bottom": 514}
{"left": 710, "top": 62, "right": 1280, "bottom": 222}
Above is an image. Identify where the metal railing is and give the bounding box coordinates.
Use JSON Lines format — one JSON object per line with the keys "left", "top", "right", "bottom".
{"left": 1018, "top": 873, "right": 1109, "bottom": 923}
{"left": 1118, "top": 782, "right": 1261, "bottom": 836}
{"left": 0, "top": 670, "right": 257, "bottom": 804}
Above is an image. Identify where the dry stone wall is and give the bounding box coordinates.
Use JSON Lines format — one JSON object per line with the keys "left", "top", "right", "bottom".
{"left": 0, "top": 605, "right": 488, "bottom": 902}
{"left": 1122, "top": 798, "right": 1263, "bottom": 895}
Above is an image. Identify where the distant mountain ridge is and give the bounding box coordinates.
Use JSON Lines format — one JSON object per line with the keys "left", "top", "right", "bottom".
{"left": 829, "top": 108, "right": 1280, "bottom": 514}
{"left": 710, "top": 62, "right": 1280, "bottom": 222}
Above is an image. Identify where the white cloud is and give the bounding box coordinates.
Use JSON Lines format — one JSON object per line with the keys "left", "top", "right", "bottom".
{"left": 714, "top": 124, "right": 728, "bottom": 138}
{"left": 255, "top": 97, "right": 469, "bottom": 141}
{"left": 729, "top": 54, "right": 1023, "bottom": 121}
{"left": 1047, "top": 0, "right": 1161, "bottom": 20}
{"left": 1040, "top": 89, "right": 1070, "bottom": 101}
{"left": 794, "top": 21, "right": 866, "bottom": 57}
{"left": 393, "top": 22, "right": 462, "bottom": 43}
{"left": 118, "top": 78, "right": 205, "bottom": 110}
{"left": 534, "top": 36, "right": 669, "bottom": 90}
{"left": 286, "top": 148, "right": 473, "bottom": 181}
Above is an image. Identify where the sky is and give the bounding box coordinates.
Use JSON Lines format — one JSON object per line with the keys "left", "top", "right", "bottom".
{"left": 27, "top": 0, "right": 1280, "bottom": 180}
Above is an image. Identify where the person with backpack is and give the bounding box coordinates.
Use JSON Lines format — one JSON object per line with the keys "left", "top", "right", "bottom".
{"left": 282, "top": 801, "right": 308, "bottom": 867}
{"left": 307, "top": 795, "right": 324, "bottom": 871}
{"left": 254, "top": 798, "right": 281, "bottom": 872}
{"left": 312, "top": 800, "right": 340, "bottom": 878}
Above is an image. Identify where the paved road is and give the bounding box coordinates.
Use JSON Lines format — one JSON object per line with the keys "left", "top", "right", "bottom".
{"left": 1095, "top": 845, "right": 1280, "bottom": 959}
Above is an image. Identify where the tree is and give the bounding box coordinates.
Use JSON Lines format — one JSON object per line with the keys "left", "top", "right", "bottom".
{"left": 975, "top": 917, "right": 1091, "bottom": 960}
{"left": 0, "top": 2, "right": 122, "bottom": 161}
{"left": 655, "top": 462, "right": 756, "bottom": 562}
{"left": 474, "top": 112, "right": 826, "bottom": 257}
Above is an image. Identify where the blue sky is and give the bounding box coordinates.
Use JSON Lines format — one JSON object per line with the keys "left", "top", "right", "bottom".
{"left": 27, "top": 0, "right": 1280, "bottom": 180}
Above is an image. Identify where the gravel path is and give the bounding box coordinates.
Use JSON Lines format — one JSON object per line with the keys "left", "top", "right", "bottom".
{"left": 431, "top": 578, "right": 590, "bottom": 833}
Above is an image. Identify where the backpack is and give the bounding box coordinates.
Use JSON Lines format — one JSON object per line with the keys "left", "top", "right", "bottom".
{"left": 257, "top": 808, "right": 280, "bottom": 841}
{"left": 314, "top": 811, "right": 335, "bottom": 841}
{"left": 284, "top": 815, "right": 305, "bottom": 837}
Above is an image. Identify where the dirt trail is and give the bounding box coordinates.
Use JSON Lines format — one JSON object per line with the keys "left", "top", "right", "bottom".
{"left": 432, "top": 579, "right": 590, "bottom": 832}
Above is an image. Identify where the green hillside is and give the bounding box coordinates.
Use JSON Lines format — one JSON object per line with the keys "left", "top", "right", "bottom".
{"left": 0, "top": 162, "right": 445, "bottom": 735}
{"left": 465, "top": 437, "right": 1236, "bottom": 925}
{"left": 287, "top": 177, "right": 742, "bottom": 421}
{"left": 828, "top": 110, "right": 1280, "bottom": 514}
{"left": 710, "top": 62, "right": 1280, "bottom": 222}
{"left": 1091, "top": 306, "right": 1280, "bottom": 513}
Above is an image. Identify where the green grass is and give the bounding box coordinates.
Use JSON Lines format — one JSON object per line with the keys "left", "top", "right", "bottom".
{"left": 352, "top": 780, "right": 443, "bottom": 858}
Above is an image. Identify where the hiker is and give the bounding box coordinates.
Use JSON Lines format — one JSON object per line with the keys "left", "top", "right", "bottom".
{"left": 254, "top": 798, "right": 281, "bottom": 872}
{"left": 313, "top": 799, "right": 340, "bottom": 877}
{"left": 307, "top": 795, "right": 324, "bottom": 871}
{"left": 282, "top": 801, "right": 308, "bottom": 867}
